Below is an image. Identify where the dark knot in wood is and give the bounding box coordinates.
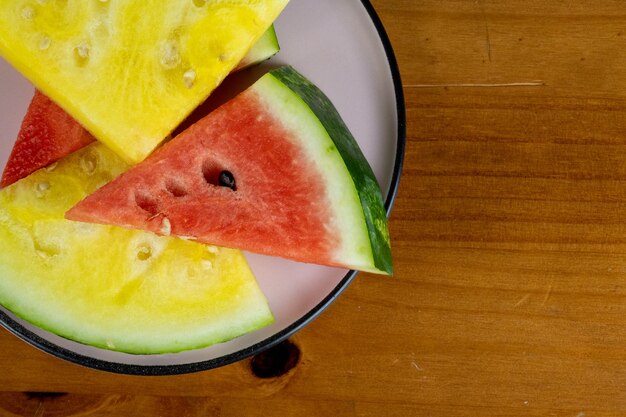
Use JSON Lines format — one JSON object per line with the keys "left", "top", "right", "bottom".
{"left": 250, "top": 339, "right": 300, "bottom": 378}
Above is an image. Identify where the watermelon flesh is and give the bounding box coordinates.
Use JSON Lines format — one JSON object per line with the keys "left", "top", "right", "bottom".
{"left": 0, "top": 143, "right": 273, "bottom": 354}
{"left": 67, "top": 66, "right": 393, "bottom": 275}
{"left": 0, "top": 91, "right": 94, "bottom": 188}
{"left": 0, "top": 26, "right": 280, "bottom": 188}
{"left": 0, "top": 0, "right": 289, "bottom": 163}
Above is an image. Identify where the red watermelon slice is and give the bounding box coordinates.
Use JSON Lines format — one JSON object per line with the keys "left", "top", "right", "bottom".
{"left": 67, "top": 66, "right": 392, "bottom": 275}
{"left": 0, "top": 91, "right": 94, "bottom": 188}
{"left": 0, "top": 27, "right": 281, "bottom": 188}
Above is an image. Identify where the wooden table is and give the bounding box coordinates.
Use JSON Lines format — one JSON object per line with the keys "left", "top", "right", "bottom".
{"left": 2, "top": 1, "right": 626, "bottom": 415}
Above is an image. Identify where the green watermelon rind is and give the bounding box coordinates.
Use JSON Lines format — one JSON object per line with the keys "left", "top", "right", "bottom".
{"left": 256, "top": 66, "right": 393, "bottom": 275}
{"left": 236, "top": 25, "right": 280, "bottom": 70}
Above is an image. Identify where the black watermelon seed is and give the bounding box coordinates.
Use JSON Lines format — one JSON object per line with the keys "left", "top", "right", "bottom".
{"left": 218, "top": 170, "right": 236, "bottom": 191}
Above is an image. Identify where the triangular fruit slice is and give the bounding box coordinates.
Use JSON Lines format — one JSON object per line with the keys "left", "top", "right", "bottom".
{"left": 0, "top": 1, "right": 289, "bottom": 163}
{"left": 0, "top": 90, "right": 94, "bottom": 188}
{"left": 0, "top": 143, "right": 273, "bottom": 354}
{"left": 67, "top": 66, "right": 393, "bottom": 275}
{"left": 0, "top": 26, "right": 281, "bottom": 189}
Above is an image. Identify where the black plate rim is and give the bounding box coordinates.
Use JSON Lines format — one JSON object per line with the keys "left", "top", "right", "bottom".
{"left": 0, "top": 0, "right": 406, "bottom": 376}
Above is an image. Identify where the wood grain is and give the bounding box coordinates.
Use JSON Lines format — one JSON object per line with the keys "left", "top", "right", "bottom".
{"left": 3, "top": 0, "right": 626, "bottom": 415}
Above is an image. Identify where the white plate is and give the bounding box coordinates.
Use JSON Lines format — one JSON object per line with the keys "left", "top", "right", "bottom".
{"left": 0, "top": 0, "right": 405, "bottom": 374}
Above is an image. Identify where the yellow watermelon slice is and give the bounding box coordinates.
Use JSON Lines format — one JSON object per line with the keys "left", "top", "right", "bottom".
{"left": 0, "top": 0, "right": 289, "bottom": 163}
{"left": 0, "top": 26, "right": 280, "bottom": 188}
{"left": 0, "top": 143, "right": 273, "bottom": 354}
